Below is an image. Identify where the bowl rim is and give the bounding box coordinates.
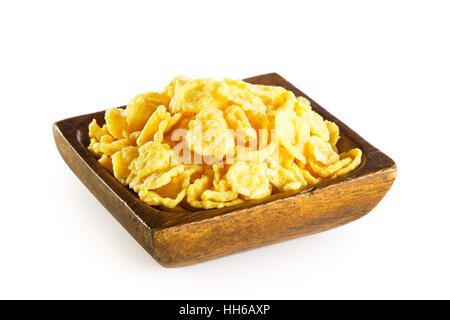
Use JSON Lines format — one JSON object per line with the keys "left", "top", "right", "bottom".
{"left": 53, "top": 73, "right": 396, "bottom": 231}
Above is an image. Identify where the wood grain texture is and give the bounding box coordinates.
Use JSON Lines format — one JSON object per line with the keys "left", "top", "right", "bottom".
{"left": 53, "top": 73, "right": 396, "bottom": 267}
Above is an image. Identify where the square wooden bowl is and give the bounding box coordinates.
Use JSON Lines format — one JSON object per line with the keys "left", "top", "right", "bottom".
{"left": 53, "top": 73, "right": 396, "bottom": 267}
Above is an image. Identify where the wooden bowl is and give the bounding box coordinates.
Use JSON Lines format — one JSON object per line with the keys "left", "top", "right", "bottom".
{"left": 53, "top": 73, "right": 396, "bottom": 267}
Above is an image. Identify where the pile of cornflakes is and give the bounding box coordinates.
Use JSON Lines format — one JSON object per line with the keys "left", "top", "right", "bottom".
{"left": 88, "top": 77, "right": 362, "bottom": 210}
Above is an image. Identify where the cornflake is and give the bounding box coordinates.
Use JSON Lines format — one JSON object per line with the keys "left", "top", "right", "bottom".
{"left": 87, "top": 77, "right": 363, "bottom": 210}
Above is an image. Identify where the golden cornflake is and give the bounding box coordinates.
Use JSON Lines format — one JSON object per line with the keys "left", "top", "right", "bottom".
{"left": 87, "top": 76, "right": 362, "bottom": 210}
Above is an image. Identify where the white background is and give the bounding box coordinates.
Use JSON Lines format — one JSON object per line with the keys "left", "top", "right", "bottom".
{"left": 1, "top": 1, "right": 449, "bottom": 299}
